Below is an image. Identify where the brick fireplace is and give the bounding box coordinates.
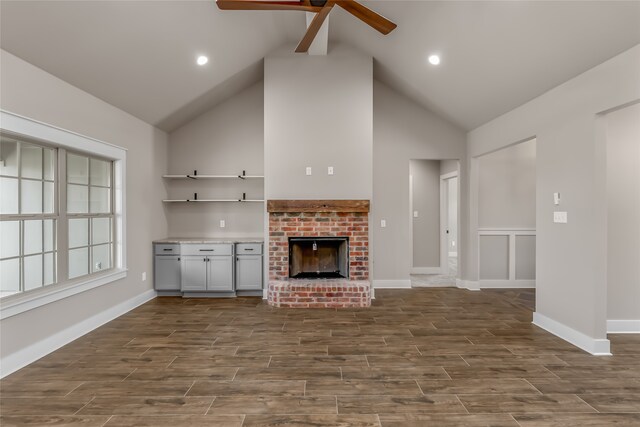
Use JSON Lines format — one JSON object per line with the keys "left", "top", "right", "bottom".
{"left": 267, "top": 200, "right": 371, "bottom": 308}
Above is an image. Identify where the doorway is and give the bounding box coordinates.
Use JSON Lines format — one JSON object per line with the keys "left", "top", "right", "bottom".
{"left": 409, "top": 159, "right": 459, "bottom": 287}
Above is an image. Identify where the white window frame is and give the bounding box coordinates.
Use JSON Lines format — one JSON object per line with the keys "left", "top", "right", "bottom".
{"left": 0, "top": 110, "right": 127, "bottom": 320}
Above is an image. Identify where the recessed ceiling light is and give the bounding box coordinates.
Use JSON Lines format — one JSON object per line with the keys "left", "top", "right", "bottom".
{"left": 196, "top": 55, "right": 209, "bottom": 66}
{"left": 428, "top": 54, "right": 440, "bottom": 65}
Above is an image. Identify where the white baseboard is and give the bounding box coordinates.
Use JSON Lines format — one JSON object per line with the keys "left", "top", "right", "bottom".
{"left": 373, "top": 280, "right": 412, "bottom": 289}
{"left": 456, "top": 279, "right": 480, "bottom": 291}
{"left": 533, "top": 312, "right": 611, "bottom": 356}
{"left": 410, "top": 267, "right": 443, "bottom": 275}
{"left": 479, "top": 280, "right": 535, "bottom": 289}
{"left": 0, "top": 289, "right": 157, "bottom": 378}
{"left": 607, "top": 319, "right": 640, "bottom": 333}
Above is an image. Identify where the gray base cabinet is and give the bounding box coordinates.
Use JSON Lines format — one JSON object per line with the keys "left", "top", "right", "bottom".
{"left": 236, "top": 255, "right": 263, "bottom": 290}
{"left": 154, "top": 241, "right": 260, "bottom": 297}
{"left": 154, "top": 244, "right": 181, "bottom": 291}
{"left": 181, "top": 256, "right": 208, "bottom": 291}
{"left": 208, "top": 256, "right": 234, "bottom": 291}
{"left": 154, "top": 255, "right": 181, "bottom": 291}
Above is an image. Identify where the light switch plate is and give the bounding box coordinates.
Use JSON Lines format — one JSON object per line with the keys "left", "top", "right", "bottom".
{"left": 142, "top": 272, "right": 147, "bottom": 281}
{"left": 413, "top": 211, "right": 419, "bottom": 218}
{"left": 328, "top": 166, "right": 334, "bottom": 175}
{"left": 553, "top": 192, "right": 561, "bottom": 205}
{"left": 553, "top": 211, "right": 568, "bottom": 223}
{"left": 306, "top": 167, "right": 312, "bottom": 176}
{"left": 220, "top": 219, "right": 226, "bottom": 228}
{"left": 381, "top": 219, "right": 387, "bottom": 228}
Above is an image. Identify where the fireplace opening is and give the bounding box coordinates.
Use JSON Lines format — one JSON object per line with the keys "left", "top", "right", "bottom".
{"left": 289, "top": 237, "right": 349, "bottom": 279}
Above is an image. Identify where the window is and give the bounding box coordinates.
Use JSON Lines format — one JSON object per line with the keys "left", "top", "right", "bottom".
{"left": 0, "top": 137, "right": 57, "bottom": 297}
{"left": 66, "top": 152, "right": 114, "bottom": 279}
{"left": 0, "top": 111, "right": 127, "bottom": 319}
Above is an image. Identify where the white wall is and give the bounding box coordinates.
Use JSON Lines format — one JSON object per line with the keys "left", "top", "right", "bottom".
{"left": 466, "top": 44, "right": 640, "bottom": 353}
{"left": 373, "top": 81, "right": 466, "bottom": 283}
{"left": 606, "top": 102, "right": 640, "bottom": 324}
{"left": 0, "top": 50, "right": 168, "bottom": 366}
{"left": 410, "top": 160, "right": 441, "bottom": 268}
{"left": 167, "top": 82, "right": 264, "bottom": 238}
{"left": 478, "top": 139, "right": 536, "bottom": 228}
{"left": 264, "top": 45, "right": 372, "bottom": 200}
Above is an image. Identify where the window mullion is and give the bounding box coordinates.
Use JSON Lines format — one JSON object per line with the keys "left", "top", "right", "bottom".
{"left": 57, "top": 148, "right": 69, "bottom": 282}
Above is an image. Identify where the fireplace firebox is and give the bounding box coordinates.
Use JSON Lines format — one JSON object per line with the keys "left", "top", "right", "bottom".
{"left": 289, "top": 237, "right": 349, "bottom": 279}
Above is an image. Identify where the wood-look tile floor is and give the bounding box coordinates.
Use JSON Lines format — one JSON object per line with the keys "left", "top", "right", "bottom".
{"left": 2, "top": 288, "right": 639, "bottom": 426}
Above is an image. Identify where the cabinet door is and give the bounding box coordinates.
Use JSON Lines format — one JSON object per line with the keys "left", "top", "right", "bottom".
{"left": 207, "top": 256, "right": 233, "bottom": 291}
{"left": 155, "top": 256, "right": 181, "bottom": 291}
{"left": 236, "top": 255, "right": 263, "bottom": 290}
{"left": 181, "top": 256, "right": 207, "bottom": 291}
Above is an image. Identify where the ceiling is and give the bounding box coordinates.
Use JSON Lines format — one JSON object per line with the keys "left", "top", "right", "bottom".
{"left": 2, "top": 1, "right": 639, "bottom": 132}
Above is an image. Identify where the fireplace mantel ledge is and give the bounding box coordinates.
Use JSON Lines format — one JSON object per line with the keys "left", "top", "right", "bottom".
{"left": 267, "top": 199, "right": 370, "bottom": 213}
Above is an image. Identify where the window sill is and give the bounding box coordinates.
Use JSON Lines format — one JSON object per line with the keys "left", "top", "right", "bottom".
{"left": 0, "top": 269, "right": 128, "bottom": 320}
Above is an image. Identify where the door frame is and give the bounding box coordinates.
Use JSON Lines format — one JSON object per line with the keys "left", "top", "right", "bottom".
{"left": 440, "top": 171, "right": 459, "bottom": 277}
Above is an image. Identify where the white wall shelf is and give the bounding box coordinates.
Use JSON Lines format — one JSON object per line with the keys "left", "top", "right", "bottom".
{"left": 163, "top": 199, "right": 264, "bottom": 203}
{"left": 163, "top": 171, "right": 264, "bottom": 180}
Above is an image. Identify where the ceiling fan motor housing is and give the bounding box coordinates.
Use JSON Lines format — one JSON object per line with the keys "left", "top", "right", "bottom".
{"left": 310, "top": 0, "right": 328, "bottom": 7}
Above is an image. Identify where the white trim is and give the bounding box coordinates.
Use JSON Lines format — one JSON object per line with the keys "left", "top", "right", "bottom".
{"left": 448, "top": 251, "right": 458, "bottom": 257}
{"left": 456, "top": 279, "right": 480, "bottom": 291}
{"left": 0, "top": 269, "right": 127, "bottom": 320}
{"left": 440, "top": 171, "right": 458, "bottom": 181}
{"left": 373, "top": 279, "right": 412, "bottom": 289}
{"left": 533, "top": 312, "right": 611, "bottom": 355}
{"left": 0, "top": 110, "right": 127, "bottom": 318}
{"left": 411, "top": 267, "right": 443, "bottom": 275}
{"left": 0, "top": 289, "right": 156, "bottom": 378}
{"left": 479, "top": 280, "right": 535, "bottom": 289}
{"left": 607, "top": 319, "right": 640, "bottom": 334}
{"left": 0, "top": 110, "right": 126, "bottom": 157}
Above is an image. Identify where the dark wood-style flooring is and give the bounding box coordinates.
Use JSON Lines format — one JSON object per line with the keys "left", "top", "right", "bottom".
{"left": 1, "top": 288, "right": 639, "bottom": 426}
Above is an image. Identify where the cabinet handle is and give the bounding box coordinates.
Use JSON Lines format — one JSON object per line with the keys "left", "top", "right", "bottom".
{"left": 200, "top": 249, "right": 214, "bottom": 252}
{"left": 178, "top": 257, "right": 181, "bottom": 261}
{"left": 244, "top": 248, "right": 254, "bottom": 251}
{"left": 203, "top": 258, "right": 207, "bottom": 262}
{"left": 163, "top": 248, "right": 173, "bottom": 251}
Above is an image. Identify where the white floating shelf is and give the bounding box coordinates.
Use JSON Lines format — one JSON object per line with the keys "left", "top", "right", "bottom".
{"left": 163, "top": 199, "right": 265, "bottom": 203}
{"left": 163, "top": 174, "right": 264, "bottom": 179}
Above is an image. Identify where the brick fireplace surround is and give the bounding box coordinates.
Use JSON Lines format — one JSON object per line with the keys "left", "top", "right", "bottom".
{"left": 267, "top": 200, "right": 371, "bottom": 308}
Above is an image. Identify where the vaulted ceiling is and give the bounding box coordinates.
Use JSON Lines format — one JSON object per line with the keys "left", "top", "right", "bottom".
{"left": 2, "top": 1, "right": 639, "bottom": 132}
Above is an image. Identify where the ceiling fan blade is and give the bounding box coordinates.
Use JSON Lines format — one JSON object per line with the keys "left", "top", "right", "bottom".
{"left": 336, "top": 0, "right": 396, "bottom": 34}
{"left": 217, "top": 0, "right": 321, "bottom": 12}
{"left": 295, "top": 2, "right": 334, "bottom": 53}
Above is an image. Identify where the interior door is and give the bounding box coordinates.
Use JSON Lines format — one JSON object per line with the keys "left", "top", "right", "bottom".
{"left": 444, "top": 176, "right": 459, "bottom": 276}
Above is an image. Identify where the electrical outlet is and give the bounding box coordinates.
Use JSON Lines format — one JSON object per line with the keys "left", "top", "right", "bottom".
{"left": 380, "top": 219, "right": 387, "bottom": 228}
{"left": 553, "top": 211, "right": 568, "bottom": 223}
{"left": 95, "top": 262, "right": 102, "bottom": 270}
{"left": 220, "top": 219, "right": 226, "bottom": 228}
{"left": 328, "top": 166, "right": 334, "bottom": 175}
{"left": 306, "top": 167, "right": 312, "bottom": 176}
{"left": 142, "top": 272, "right": 147, "bottom": 281}
{"left": 413, "top": 211, "right": 419, "bottom": 218}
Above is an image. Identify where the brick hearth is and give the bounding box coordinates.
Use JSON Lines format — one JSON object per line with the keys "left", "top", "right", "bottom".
{"left": 267, "top": 200, "right": 371, "bottom": 308}
{"left": 268, "top": 280, "right": 371, "bottom": 308}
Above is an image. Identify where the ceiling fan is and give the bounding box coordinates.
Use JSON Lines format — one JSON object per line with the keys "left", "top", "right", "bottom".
{"left": 216, "top": 0, "right": 397, "bottom": 53}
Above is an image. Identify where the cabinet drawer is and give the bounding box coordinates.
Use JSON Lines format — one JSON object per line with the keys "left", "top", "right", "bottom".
{"left": 155, "top": 244, "right": 181, "bottom": 255}
{"left": 236, "top": 243, "right": 262, "bottom": 255}
{"left": 181, "top": 244, "right": 233, "bottom": 256}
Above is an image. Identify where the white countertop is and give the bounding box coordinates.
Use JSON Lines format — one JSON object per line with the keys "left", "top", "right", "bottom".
{"left": 153, "top": 237, "right": 264, "bottom": 244}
